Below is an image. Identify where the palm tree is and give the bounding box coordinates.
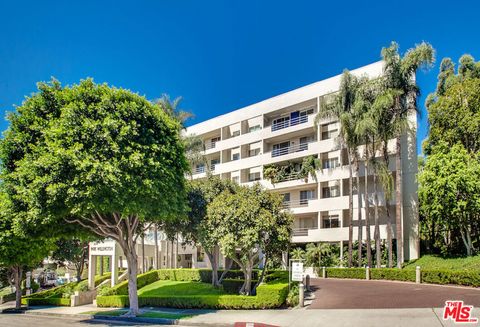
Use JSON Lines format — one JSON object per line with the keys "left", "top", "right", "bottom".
{"left": 155, "top": 94, "right": 193, "bottom": 128}
{"left": 306, "top": 242, "right": 332, "bottom": 267}
{"left": 354, "top": 80, "right": 382, "bottom": 268}
{"left": 380, "top": 42, "right": 435, "bottom": 267}
{"left": 315, "top": 70, "right": 362, "bottom": 268}
{"left": 290, "top": 247, "right": 306, "bottom": 260}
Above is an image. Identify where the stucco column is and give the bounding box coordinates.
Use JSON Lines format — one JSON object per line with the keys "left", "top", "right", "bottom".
{"left": 340, "top": 241, "right": 344, "bottom": 267}
{"left": 111, "top": 252, "right": 119, "bottom": 287}
{"left": 88, "top": 254, "right": 97, "bottom": 290}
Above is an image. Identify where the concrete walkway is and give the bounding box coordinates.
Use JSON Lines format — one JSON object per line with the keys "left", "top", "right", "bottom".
{"left": 2, "top": 302, "right": 479, "bottom": 326}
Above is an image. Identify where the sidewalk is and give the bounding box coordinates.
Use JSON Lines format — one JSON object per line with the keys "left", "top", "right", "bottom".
{"left": 2, "top": 302, "right": 478, "bottom": 327}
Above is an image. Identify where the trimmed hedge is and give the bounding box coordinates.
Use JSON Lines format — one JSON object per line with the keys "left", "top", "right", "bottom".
{"left": 106, "top": 269, "right": 258, "bottom": 296}
{"left": 97, "top": 282, "right": 288, "bottom": 309}
{"left": 222, "top": 278, "right": 258, "bottom": 294}
{"left": 320, "top": 267, "right": 479, "bottom": 287}
{"left": 421, "top": 269, "right": 480, "bottom": 287}
{"left": 325, "top": 268, "right": 365, "bottom": 279}
{"left": 370, "top": 268, "right": 416, "bottom": 282}
{"left": 22, "top": 273, "right": 113, "bottom": 306}
{"left": 24, "top": 297, "right": 71, "bottom": 306}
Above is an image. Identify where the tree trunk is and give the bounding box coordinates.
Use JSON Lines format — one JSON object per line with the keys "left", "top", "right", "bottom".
{"left": 124, "top": 250, "right": 139, "bottom": 316}
{"left": 14, "top": 265, "right": 23, "bottom": 310}
{"left": 154, "top": 225, "right": 159, "bottom": 269}
{"left": 365, "top": 158, "right": 372, "bottom": 268}
{"left": 395, "top": 136, "right": 403, "bottom": 268}
{"left": 170, "top": 240, "right": 174, "bottom": 268}
{"left": 253, "top": 255, "right": 268, "bottom": 295}
{"left": 243, "top": 264, "right": 253, "bottom": 295}
{"left": 206, "top": 247, "right": 219, "bottom": 287}
{"left": 348, "top": 151, "right": 354, "bottom": 268}
{"left": 175, "top": 234, "right": 179, "bottom": 269}
{"left": 356, "top": 162, "right": 363, "bottom": 267}
{"left": 383, "top": 143, "right": 393, "bottom": 268}
{"left": 373, "top": 173, "right": 381, "bottom": 268}
{"left": 219, "top": 257, "right": 233, "bottom": 284}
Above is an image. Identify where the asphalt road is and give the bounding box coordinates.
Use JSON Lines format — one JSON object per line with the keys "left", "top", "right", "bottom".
{"left": 309, "top": 278, "right": 480, "bottom": 309}
{"left": 0, "top": 314, "right": 188, "bottom": 327}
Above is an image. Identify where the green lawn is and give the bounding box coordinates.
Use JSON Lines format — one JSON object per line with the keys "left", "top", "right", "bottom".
{"left": 404, "top": 254, "right": 480, "bottom": 270}
{"left": 82, "top": 309, "right": 193, "bottom": 319}
{"left": 138, "top": 280, "right": 226, "bottom": 297}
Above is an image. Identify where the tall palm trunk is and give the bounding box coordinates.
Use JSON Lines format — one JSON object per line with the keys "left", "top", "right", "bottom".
{"left": 383, "top": 142, "right": 393, "bottom": 268}
{"left": 373, "top": 172, "right": 381, "bottom": 268}
{"left": 395, "top": 136, "right": 403, "bottom": 268}
{"left": 364, "top": 155, "right": 372, "bottom": 268}
{"left": 347, "top": 150, "right": 354, "bottom": 268}
{"left": 356, "top": 161, "right": 363, "bottom": 267}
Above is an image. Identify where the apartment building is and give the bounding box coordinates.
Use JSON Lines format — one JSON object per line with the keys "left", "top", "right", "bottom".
{"left": 186, "top": 61, "right": 420, "bottom": 262}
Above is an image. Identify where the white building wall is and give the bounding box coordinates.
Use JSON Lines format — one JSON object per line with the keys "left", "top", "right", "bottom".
{"left": 185, "top": 61, "right": 419, "bottom": 261}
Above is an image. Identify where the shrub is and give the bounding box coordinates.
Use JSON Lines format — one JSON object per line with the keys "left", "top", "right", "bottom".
{"left": 325, "top": 268, "right": 365, "bottom": 279}
{"left": 370, "top": 268, "right": 415, "bottom": 282}
{"left": 24, "top": 297, "right": 71, "bottom": 306}
{"left": 97, "top": 282, "right": 288, "bottom": 309}
{"left": 222, "top": 279, "right": 259, "bottom": 294}
{"left": 421, "top": 269, "right": 480, "bottom": 287}
{"left": 286, "top": 284, "right": 299, "bottom": 307}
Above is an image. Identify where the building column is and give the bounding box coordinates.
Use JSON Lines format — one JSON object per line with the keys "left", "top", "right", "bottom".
{"left": 340, "top": 241, "right": 344, "bottom": 267}
{"left": 88, "top": 254, "right": 97, "bottom": 290}
{"left": 111, "top": 253, "right": 118, "bottom": 287}
{"left": 281, "top": 251, "right": 288, "bottom": 270}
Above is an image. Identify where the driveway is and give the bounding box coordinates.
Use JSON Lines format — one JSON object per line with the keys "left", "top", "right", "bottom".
{"left": 309, "top": 278, "right": 480, "bottom": 309}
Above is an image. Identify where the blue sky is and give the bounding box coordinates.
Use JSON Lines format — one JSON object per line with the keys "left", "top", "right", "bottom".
{"left": 0, "top": 1, "right": 479, "bottom": 154}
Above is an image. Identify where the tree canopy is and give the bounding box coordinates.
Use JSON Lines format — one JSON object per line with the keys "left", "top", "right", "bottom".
{"left": 0, "top": 79, "right": 189, "bottom": 315}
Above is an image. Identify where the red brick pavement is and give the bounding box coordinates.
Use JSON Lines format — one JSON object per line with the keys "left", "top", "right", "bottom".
{"left": 308, "top": 278, "right": 480, "bottom": 309}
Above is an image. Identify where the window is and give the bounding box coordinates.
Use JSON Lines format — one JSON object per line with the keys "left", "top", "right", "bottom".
{"left": 323, "top": 157, "right": 340, "bottom": 169}
{"left": 272, "top": 116, "right": 290, "bottom": 131}
{"left": 249, "top": 148, "right": 260, "bottom": 157}
{"left": 323, "top": 215, "right": 340, "bottom": 228}
{"left": 248, "top": 125, "right": 261, "bottom": 132}
{"left": 272, "top": 141, "right": 290, "bottom": 157}
{"left": 210, "top": 159, "right": 220, "bottom": 170}
{"left": 301, "top": 107, "right": 314, "bottom": 115}
{"left": 232, "top": 130, "right": 240, "bottom": 137}
{"left": 281, "top": 193, "right": 291, "bottom": 202}
{"left": 232, "top": 153, "right": 240, "bottom": 161}
{"left": 248, "top": 172, "right": 261, "bottom": 182}
{"left": 300, "top": 190, "right": 315, "bottom": 205}
{"left": 299, "top": 137, "right": 309, "bottom": 151}
{"left": 232, "top": 176, "right": 239, "bottom": 184}
{"left": 195, "top": 163, "right": 205, "bottom": 174}
{"left": 322, "top": 185, "right": 340, "bottom": 198}
{"left": 322, "top": 128, "right": 338, "bottom": 140}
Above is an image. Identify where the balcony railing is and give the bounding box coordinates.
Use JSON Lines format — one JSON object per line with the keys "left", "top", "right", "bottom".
{"left": 271, "top": 115, "right": 308, "bottom": 132}
{"left": 204, "top": 141, "right": 218, "bottom": 150}
{"left": 271, "top": 142, "right": 309, "bottom": 157}
{"left": 282, "top": 198, "right": 315, "bottom": 208}
{"left": 194, "top": 166, "right": 206, "bottom": 174}
{"left": 292, "top": 227, "right": 316, "bottom": 237}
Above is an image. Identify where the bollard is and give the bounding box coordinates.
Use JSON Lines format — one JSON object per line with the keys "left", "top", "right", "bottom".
{"left": 416, "top": 266, "right": 421, "bottom": 284}
{"left": 299, "top": 282, "right": 305, "bottom": 307}
{"left": 305, "top": 274, "right": 310, "bottom": 291}
{"left": 322, "top": 267, "right": 326, "bottom": 279}
{"left": 366, "top": 266, "right": 370, "bottom": 280}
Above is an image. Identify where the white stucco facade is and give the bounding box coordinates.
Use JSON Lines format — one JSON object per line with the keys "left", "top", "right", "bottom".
{"left": 186, "top": 61, "right": 420, "bottom": 262}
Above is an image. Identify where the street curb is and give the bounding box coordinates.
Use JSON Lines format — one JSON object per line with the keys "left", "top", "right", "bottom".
{"left": 21, "top": 310, "right": 234, "bottom": 326}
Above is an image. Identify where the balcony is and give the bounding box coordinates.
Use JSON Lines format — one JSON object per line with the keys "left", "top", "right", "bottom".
{"left": 271, "top": 115, "right": 308, "bottom": 132}
{"left": 283, "top": 198, "right": 314, "bottom": 208}
{"left": 204, "top": 141, "right": 217, "bottom": 150}
{"left": 194, "top": 166, "right": 206, "bottom": 174}
{"left": 292, "top": 227, "right": 311, "bottom": 237}
{"left": 271, "top": 142, "right": 309, "bottom": 158}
